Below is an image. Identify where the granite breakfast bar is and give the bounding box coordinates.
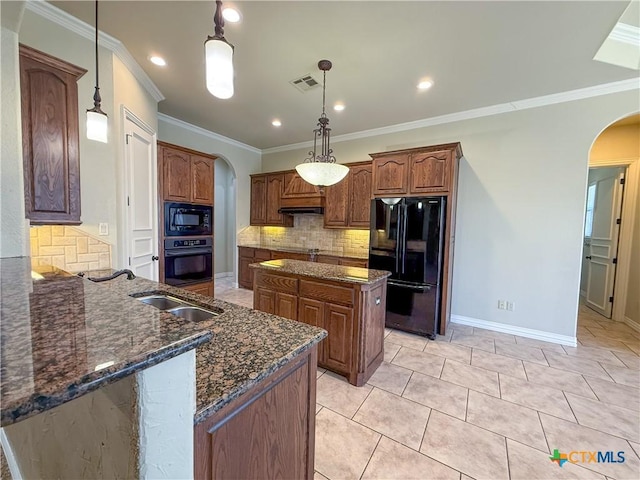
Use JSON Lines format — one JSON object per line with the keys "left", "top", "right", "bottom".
{"left": 0, "top": 257, "right": 325, "bottom": 479}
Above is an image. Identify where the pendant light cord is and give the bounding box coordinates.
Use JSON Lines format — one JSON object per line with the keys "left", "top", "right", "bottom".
{"left": 321, "top": 69, "right": 326, "bottom": 117}
{"left": 94, "top": 0, "right": 99, "bottom": 89}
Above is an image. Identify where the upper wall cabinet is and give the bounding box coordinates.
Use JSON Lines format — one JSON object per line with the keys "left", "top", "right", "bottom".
{"left": 324, "top": 162, "right": 372, "bottom": 229}
{"left": 371, "top": 143, "right": 462, "bottom": 197}
{"left": 158, "top": 141, "right": 215, "bottom": 205}
{"left": 250, "top": 173, "right": 293, "bottom": 227}
{"left": 20, "top": 44, "right": 87, "bottom": 225}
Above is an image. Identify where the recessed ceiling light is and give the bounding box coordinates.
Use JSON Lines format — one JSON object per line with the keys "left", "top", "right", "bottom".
{"left": 272, "top": 119, "right": 282, "bottom": 127}
{"left": 417, "top": 79, "right": 433, "bottom": 90}
{"left": 222, "top": 7, "right": 241, "bottom": 23}
{"left": 334, "top": 103, "right": 345, "bottom": 111}
{"left": 150, "top": 56, "right": 166, "bottom": 67}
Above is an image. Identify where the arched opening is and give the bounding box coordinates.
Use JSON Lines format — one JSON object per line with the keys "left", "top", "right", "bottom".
{"left": 213, "top": 155, "right": 237, "bottom": 288}
{"left": 578, "top": 113, "right": 640, "bottom": 339}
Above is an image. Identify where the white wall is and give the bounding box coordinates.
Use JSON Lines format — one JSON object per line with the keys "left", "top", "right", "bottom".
{"left": 158, "top": 116, "right": 261, "bottom": 280}
{"left": 262, "top": 90, "right": 638, "bottom": 339}
{"left": 214, "top": 158, "right": 235, "bottom": 274}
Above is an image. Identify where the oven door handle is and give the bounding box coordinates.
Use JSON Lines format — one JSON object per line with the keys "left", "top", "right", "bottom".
{"left": 165, "top": 247, "right": 212, "bottom": 257}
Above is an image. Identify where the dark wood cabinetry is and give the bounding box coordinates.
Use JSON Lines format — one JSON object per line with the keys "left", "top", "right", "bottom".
{"left": 371, "top": 155, "right": 409, "bottom": 196}
{"left": 316, "top": 254, "right": 368, "bottom": 268}
{"left": 20, "top": 45, "right": 87, "bottom": 225}
{"left": 409, "top": 150, "right": 451, "bottom": 193}
{"left": 252, "top": 268, "right": 386, "bottom": 386}
{"left": 158, "top": 141, "right": 215, "bottom": 205}
{"left": 183, "top": 282, "right": 213, "bottom": 297}
{"left": 250, "top": 173, "right": 293, "bottom": 227}
{"left": 195, "top": 346, "right": 317, "bottom": 479}
{"left": 324, "top": 162, "right": 372, "bottom": 229}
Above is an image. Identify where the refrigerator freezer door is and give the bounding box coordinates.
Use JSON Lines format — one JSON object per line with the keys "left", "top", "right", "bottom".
{"left": 400, "top": 197, "right": 445, "bottom": 285}
{"left": 386, "top": 280, "right": 439, "bottom": 338}
{"left": 369, "top": 199, "right": 402, "bottom": 278}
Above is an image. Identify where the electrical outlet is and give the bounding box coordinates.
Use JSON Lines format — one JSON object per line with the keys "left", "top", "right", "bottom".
{"left": 507, "top": 301, "right": 515, "bottom": 311}
{"left": 99, "top": 223, "right": 108, "bottom": 236}
{"left": 497, "top": 300, "right": 507, "bottom": 310}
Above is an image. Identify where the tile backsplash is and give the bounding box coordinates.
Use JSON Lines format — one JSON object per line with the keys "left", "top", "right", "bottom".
{"left": 238, "top": 215, "right": 370, "bottom": 257}
{"left": 30, "top": 226, "right": 112, "bottom": 272}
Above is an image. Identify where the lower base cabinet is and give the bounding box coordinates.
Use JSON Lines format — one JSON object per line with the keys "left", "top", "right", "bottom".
{"left": 183, "top": 281, "right": 214, "bottom": 297}
{"left": 252, "top": 268, "right": 386, "bottom": 386}
{"left": 194, "top": 346, "right": 317, "bottom": 479}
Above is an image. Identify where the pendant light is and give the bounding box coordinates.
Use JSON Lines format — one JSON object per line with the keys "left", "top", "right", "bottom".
{"left": 86, "top": 0, "right": 108, "bottom": 143}
{"left": 295, "top": 60, "right": 348, "bottom": 187}
{"left": 205, "top": 1, "right": 234, "bottom": 99}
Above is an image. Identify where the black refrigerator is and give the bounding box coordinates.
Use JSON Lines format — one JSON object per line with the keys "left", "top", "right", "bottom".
{"left": 368, "top": 197, "right": 445, "bottom": 339}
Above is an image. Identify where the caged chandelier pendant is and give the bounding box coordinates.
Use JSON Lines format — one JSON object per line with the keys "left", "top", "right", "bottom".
{"left": 295, "top": 60, "right": 348, "bottom": 187}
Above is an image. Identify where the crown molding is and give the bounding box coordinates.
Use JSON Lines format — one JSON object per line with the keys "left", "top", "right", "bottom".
{"left": 610, "top": 22, "right": 640, "bottom": 46}
{"left": 25, "top": 0, "right": 164, "bottom": 102}
{"left": 263, "top": 77, "right": 640, "bottom": 155}
{"left": 157, "top": 113, "right": 262, "bottom": 155}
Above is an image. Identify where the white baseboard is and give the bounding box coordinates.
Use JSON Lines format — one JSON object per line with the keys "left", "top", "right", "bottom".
{"left": 1, "top": 428, "right": 23, "bottom": 480}
{"left": 624, "top": 316, "right": 640, "bottom": 334}
{"left": 451, "top": 315, "right": 577, "bottom": 347}
{"left": 214, "top": 272, "right": 233, "bottom": 279}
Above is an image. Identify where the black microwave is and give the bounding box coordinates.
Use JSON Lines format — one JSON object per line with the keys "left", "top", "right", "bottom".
{"left": 164, "top": 202, "right": 212, "bottom": 236}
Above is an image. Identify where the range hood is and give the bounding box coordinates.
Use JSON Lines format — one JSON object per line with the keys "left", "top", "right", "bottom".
{"left": 279, "top": 173, "right": 325, "bottom": 214}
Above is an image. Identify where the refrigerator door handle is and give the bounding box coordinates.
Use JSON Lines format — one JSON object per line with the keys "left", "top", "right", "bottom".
{"left": 400, "top": 203, "right": 408, "bottom": 275}
{"left": 387, "top": 279, "right": 432, "bottom": 292}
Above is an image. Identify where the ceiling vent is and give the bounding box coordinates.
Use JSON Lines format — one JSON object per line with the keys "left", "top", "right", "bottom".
{"left": 290, "top": 74, "right": 320, "bottom": 93}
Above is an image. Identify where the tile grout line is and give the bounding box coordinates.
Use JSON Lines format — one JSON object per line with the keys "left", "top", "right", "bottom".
{"left": 561, "top": 390, "right": 580, "bottom": 424}
{"left": 504, "top": 434, "right": 512, "bottom": 480}
{"left": 537, "top": 410, "right": 552, "bottom": 455}
{"left": 418, "top": 408, "right": 432, "bottom": 454}
{"left": 357, "top": 435, "right": 382, "bottom": 480}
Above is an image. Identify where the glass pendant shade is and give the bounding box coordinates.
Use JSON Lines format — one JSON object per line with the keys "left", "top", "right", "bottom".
{"left": 86, "top": 110, "right": 108, "bottom": 143}
{"left": 296, "top": 162, "right": 349, "bottom": 187}
{"left": 205, "top": 38, "right": 234, "bottom": 99}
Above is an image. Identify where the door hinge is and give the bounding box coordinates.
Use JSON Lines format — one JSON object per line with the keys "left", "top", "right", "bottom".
{"left": 128, "top": 257, "right": 131, "bottom": 266}
{"left": 609, "top": 296, "right": 614, "bottom": 303}
{"left": 127, "top": 196, "right": 130, "bottom": 206}
{"left": 620, "top": 177, "right": 625, "bottom": 185}
{"left": 616, "top": 218, "right": 621, "bottom": 225}
{"left": 613, "top": 258, "right": 617, "bottom": 264}
{"left": 125, "top": 133, "right": 131, "bottom": 144}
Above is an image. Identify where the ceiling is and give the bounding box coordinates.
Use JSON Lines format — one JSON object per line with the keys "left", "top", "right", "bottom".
{"left": 49, "top": 1, "right": 637, "bottom": 150}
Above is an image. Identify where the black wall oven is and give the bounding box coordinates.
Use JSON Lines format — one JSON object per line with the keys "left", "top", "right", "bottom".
{"left": 165, "top": 202, "right": 212, "bottom": 237}
{"left": 164, "top": 238, "right": 212, "bottom": 287}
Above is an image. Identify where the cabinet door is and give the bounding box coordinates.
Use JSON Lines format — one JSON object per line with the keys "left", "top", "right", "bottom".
{"left": 183, "top": 282, "right": 213, "bottom": 297}
{"left": 323, "top": 174, "right": 349, "bottom": 228}
{"left": 372, "top": 155, "right": 409, "bottom": 196}
{"left": 250, "top": 176, "right": 267, "bottom": 225}
{"left": 340, "top": 258, "right": 368, "bottom": 268}
{"left": 323, "top": 303, "right": 354, "bottom": 375}
{"left": 20, "top": 46, "right": 86, "bottom": 225}
{"left": 348, "top": 164, "right": 372, "bottom": 228}
{"left": 298, "top": 298, "right": 326, "bottom": 363}
{"left": 266, "top": 174, "right": 286, "bottom": 225}
{"left": 239, "top": 256, "right": 254, "bottom": 289}
{"left": 255, "top": 288, "right": 275, "bottom": 314}
{"left": 275, "top": 292, "right": 298, "bottom": 320}
{"left": 163, "top": 148, "right": 192, "bottom": 202}
{"left": 316, "top": 255, "right": 341, "bottom": 265}
{"left": 191, "top": 155, "right": 215, "bottom": 204}
{"left": 409, "top": 150, "right": 451, "bottom": 193}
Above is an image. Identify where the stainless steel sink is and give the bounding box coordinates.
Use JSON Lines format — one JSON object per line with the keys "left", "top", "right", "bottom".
{"left": 137, "top": 295, "right": 188, "bottom": 310}
{"left": 166, "top": 306, "right": 219, "bottom": 322}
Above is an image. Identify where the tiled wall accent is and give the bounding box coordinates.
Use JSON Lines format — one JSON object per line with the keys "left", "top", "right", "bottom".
{"left": 238, "top": 216, "right": 370, "bottom": 257}
{"left": 30, "top": 226, "right": 112, "bottom": 272}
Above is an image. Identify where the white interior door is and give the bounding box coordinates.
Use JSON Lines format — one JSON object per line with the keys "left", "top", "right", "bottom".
{"left": 584, "top": 168, "right": 625, "bottom": 317}
{"left": 124, "top": 114, "right": 158, "bottom": 281}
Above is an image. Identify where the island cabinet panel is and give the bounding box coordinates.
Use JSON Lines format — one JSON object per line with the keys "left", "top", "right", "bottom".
{"left": 372, "top": 155, "right": 409, "bottom": 196}
{"left": 252, "top": 267, "right": 386, "bottom": 386}
{"left": 159, "top": 142, "right": 216, "bottom": 205}
{"left": 20, "top": 45, "right": 87, "bottom": 225}
{"left": 195, "top": 347, "right": 317, "bottom": 480}
{"left": 409, "top": 150, "right": 451, "bottom": 194}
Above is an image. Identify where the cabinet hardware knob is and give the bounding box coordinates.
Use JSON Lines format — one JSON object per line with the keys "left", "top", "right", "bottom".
{"left": 375, "top": 297, "right": 381, "bottom": 305}
{"left": 152, "top": 255, "right": 159, "bottom": 261}
{"left": 585, "top": 255, "right": 592, "bottom": 260}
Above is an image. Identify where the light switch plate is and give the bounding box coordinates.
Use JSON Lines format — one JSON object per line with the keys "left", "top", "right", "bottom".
{"left": 99, "top": 223, "right": 108, "bottom": 236}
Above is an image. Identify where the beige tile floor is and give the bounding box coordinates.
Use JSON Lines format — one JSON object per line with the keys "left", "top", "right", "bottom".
{"left": 215, "top": 279, "right": 640, "bottom": 480}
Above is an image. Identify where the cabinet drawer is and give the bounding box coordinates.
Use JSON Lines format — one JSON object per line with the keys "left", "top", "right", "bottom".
{"left": 340, "top": 258, "right": 368, "bottom": 268}
{"left": 316, "top": 255, "right": 341, "bottom": 265}
{"left": 239, "top": 247, "right": 255, "bottom": 258}
{"left": 255, "top": 249, "right": 272, "bottom": 261}
{"left": 256, "top": 273, "right": 298, "bottom": 294}
{"left": 271, "top": 251, "right": 310, "bottom": 261}
{"left": 299, "top": 280, "right": 354, "bottom": 306}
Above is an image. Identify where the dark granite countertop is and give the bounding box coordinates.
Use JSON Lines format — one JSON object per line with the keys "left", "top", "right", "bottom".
{"left": 0, "top": 258, "right": 211, "bottom": 426}
{"left": 238, "top": 244, "right": 369, "bottom": 260}
{"left": 249, "top": 259, "right": 391, "bottom": 285}
{"left": 0, "top": 258, "right": 326, "bottom": 427}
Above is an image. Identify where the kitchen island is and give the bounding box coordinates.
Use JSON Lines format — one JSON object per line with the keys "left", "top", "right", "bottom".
{"left": 251, "top": 259, "right": 390, "bottom": 386}
{"left": 0, "top": 257, "right": 325, "bottom": 479}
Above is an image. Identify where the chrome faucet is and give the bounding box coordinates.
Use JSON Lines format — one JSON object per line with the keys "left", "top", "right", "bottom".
{"left": 86, "top": 269, "right": 136, "bottom": 282}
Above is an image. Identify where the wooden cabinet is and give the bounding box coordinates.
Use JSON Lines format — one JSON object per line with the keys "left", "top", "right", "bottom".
{"left": 238, "top": 247, "right": 279, "bottom": 289}
{"left": 252, "top": 268, "right": 386, "bottom": 386}
{"left": 316, "top": 254, "right": 368, "bottom": 268}
{"left": 409, "top": 150, "right": 451, "bottom": 194}
{"left": 20, "top": 45, "right": 87, "bottom": 225}
{"left": 371, "top": 155, "right": 409, "bottom": 196}
{"left": 159, "top": 141, "right": 215, "bottom": 205}
{"left": 270, "top": 251, "right": 309, "bottom": 261}
{"left": 324, "top": 162, "right": 372, "bottom": 229}
{"left": 250, "top": 173, "right": 293, "bottom": 226}
{"left": 195, "top": 346, "right": 317, "bottom": 479}
{"left": 183, "top": 281, "right": 214, "bottom": 297}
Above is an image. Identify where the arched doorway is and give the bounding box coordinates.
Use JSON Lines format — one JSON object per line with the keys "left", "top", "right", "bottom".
{"left": 214, "top": 155, "right": 237, "bottom": 286}
{"left": 580, "top": 113, "right": 640, "bottom": 334}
